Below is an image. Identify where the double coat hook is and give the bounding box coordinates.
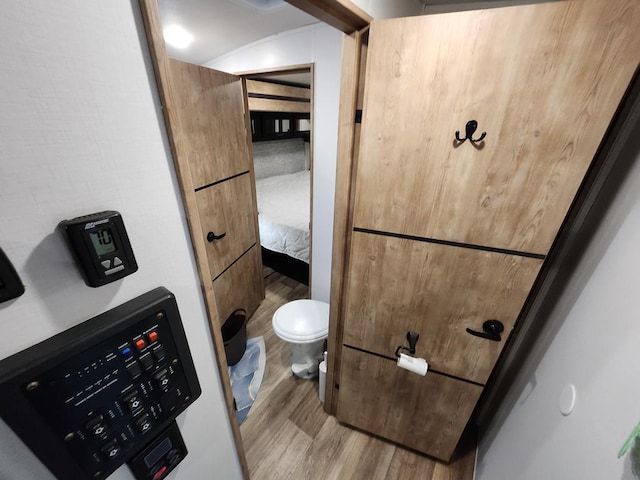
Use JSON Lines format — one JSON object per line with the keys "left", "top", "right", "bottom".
{"left": 455, "top": 120, "right": 486, "bottom": 144}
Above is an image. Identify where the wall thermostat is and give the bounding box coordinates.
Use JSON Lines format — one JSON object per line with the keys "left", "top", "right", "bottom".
{"left": 59, "top": 211, "right": 138, "bottom": 287}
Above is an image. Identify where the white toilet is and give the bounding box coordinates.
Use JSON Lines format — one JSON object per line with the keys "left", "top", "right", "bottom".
{"left": 272, "top": 299, "right": 329, "bottom": 378}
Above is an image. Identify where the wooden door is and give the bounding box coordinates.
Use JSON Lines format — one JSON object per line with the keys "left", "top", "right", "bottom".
{"left": 352, "top": 1, "right": 640, "bottom": 256}
{"left": 337, "top": 0, "right": 640, "bottom": 462}
{"left": 167, "top": 59, "right": 264, "bottom": 320}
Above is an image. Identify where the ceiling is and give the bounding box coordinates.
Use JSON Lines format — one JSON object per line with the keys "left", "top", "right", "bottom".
{"left": 157, "top": 0, "right": 521, "bottom": 67}
{"left": 158, "top": 0, "right": 319, "bottom": 65}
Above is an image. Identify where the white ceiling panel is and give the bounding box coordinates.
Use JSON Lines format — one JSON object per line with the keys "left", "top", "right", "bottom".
{"left": 158, "top": 0, "right": 319, "bottom": 64}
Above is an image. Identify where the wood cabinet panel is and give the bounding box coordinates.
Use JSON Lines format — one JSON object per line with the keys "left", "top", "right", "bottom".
{"left": 167, "top": 59, "right": 252, "bottom": 188}
{"left": 196, "top": 173, "right": 258, "bottom": 280}
{"left": 213, "top": 245, "right": 263, "bottom": 323}
{"left": 337, "top": 348, "right": 482, "bottom": 462}
{"left": 353, "top": 0, "right": 640, "bottom": 255}
{"left": 343, "top": 232, "right": 542, "bottom": 385}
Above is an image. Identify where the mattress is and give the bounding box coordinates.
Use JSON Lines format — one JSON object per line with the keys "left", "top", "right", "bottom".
{"left": 255, "top": 170, "right": 310, "bottom": 263}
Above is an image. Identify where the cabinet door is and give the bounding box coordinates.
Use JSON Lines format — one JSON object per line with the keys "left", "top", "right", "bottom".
{"left": 196, "top": 173, "right": 258, "bottom": 280}
{"left": 353, "top": 0, "right": 640, "bottom": 255}
{"left": 337, "top": 348, "right": 482, "bottom": 462}
{"left": 342, "top": 232, "right": 542, "bottom": 385}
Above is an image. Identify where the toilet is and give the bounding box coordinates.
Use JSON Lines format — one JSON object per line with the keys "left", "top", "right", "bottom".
{"left": 272, "top": 299, "right": 329, "bottom": 378}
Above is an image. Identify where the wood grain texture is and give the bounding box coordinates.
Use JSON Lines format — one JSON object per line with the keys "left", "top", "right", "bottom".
{"left": 241, "top": 78, "right": 266, "bottom": 303}
{"left": 353, "top": 0, "right": 640, "bottom": 255}
{"left": 137, "top": 1, "right": 250, "bottom": 477}
{"left": 246, "top": 79, "right": 311, "bottom": 100}
{"left": 285, "top": 0, "right": 371, "bottom": 33}
{"left": 213, "top": 245, "right": 263, "bottom": 323}
{"left": 167, "top": 58, "right": 252, "bottom": 188}
{"left": 342, "top": 232, "right": 542, "bottom": 384}
{"left": 326, "top": 28, "right": 368, "bottom": 415}
{"left": 241, "top": 270, "right": 476, "bottom": 479}
{"left": 247, "top": 96, "right": 311, "bottom": 113}
{"left": 337, "top": 348, "right": 483, "bottom": 462}
{"left": 195, "top": 173, "right": 258, "bottom": 280}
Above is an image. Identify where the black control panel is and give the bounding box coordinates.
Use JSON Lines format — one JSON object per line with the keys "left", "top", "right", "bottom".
{"left": 128, "top": 421, "right": 187, "bottom": 480}
{"left": 0, "top": 287, "right": 201, "bottom": 480}
{"left": 0, "top": 246, "right": 25, "bottom": 303}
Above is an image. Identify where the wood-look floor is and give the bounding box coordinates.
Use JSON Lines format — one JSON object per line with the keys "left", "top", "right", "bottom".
{"left": 240, "top": 269, "right": 476, "bottom": 480}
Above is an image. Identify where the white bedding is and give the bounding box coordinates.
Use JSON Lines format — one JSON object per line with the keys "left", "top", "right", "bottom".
{"left": 255, "top": 170, "right": 310, "bottom": 263}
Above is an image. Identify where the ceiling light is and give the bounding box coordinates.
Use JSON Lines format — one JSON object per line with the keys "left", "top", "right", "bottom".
{"left": 163, "top": 25, "right": 194, "bottom": 49}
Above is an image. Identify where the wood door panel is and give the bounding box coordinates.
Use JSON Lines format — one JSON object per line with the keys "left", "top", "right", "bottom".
{"left": 167, "top": 59, "right": 252, "bottom": 188}
{"left": 337, "top": 348, "right": 482, "bottom": 462}
{"left": 353, "top": 0, "right": 640, "bottom": 255}
{"left": 342, "top": 232, "right": 542, "bottom": 384}
{"left": 213, "top": 245, "right": 263, "bottom": 323}
{"left": 196, "top": 173, "right": 258, "bottom": 280}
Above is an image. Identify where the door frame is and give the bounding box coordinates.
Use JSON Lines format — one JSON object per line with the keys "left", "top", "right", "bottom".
{"left": 138, "top": 1, "right": 369, "bottom": 478}
{"left": 139, "top": 0, "right": 640, "bottom": 472}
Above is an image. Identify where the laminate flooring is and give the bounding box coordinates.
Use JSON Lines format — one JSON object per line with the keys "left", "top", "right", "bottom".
{"left": 240, "top": 268, "right": 476, "bottom": 480}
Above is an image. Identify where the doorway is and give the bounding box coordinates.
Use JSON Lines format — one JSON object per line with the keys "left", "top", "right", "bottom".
{"left": 241, "top": 65, "right": 314, "bottom": 286}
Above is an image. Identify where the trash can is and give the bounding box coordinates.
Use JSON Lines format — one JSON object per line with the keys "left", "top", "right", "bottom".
{"left": 221, "top": 309, "right": 247, "bottom": 366}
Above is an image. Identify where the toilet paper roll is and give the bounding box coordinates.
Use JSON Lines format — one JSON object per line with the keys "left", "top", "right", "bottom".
{"left": 397, "top": 353, "right": 428, "bottom": 376}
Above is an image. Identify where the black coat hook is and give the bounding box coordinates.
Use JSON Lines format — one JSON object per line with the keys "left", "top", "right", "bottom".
{"left": 455, "top": 120, "right": 486, "bottom": 144}
{"left": 466, "top": 320, "right": 504, "bottom": 342}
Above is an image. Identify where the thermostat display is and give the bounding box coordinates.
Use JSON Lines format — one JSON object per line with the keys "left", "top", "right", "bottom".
{"left": 89, "top": 228, "right": 117, "bottom": 256}
{"left": 59, "top": 211, "right": 138, "bottom": 287}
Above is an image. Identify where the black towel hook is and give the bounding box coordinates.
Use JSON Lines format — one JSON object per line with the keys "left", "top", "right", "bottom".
{"left": 455, "top": 120, "right": 486, "bottom": 144}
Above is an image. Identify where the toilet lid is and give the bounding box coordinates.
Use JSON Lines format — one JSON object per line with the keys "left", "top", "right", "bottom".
{"left": 272, "top": 299, "right": 329, "bottom": 344}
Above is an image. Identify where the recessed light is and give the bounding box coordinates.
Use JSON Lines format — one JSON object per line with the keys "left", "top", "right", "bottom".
{"left": 163, "top": 25, "right": 194, "bottom": 49}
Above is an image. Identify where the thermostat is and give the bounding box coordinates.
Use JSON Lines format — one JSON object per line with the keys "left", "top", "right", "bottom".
{"left": 59, "top": 211, "right": 138, "bottom": 287}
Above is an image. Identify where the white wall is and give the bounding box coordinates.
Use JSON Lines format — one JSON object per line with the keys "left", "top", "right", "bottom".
{"left": 0, "top": 1, "right": 241, "bottom": 479}
{"left": 477, "top": 117, "right": 640, "bottom": 479}
{"left": 206, "top": 24, "right": 343, "bottom": 302}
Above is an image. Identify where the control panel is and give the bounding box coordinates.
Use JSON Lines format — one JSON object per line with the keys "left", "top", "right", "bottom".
{"left": 0, "top": 246, "right": 25, "bottom": 303}
{"left": 128, "top": 421, "right": 187, "bottom": 480}
{"left": 0, "top": 287, "right": 201, "bottom": 480}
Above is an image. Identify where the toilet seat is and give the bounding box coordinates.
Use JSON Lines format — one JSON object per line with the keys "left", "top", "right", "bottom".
{"left": 272, "top": 299, "right": 329, "bottom": 344}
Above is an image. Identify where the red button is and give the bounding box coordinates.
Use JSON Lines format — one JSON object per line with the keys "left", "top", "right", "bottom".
{"left": 148, "top": 331, "right": 159, "bottom": 343}
{"left": 135, "top": 338, "right": 146, "bottom": 351}
{"left": 153, "top": 465, "right": 167, "bottom": 480}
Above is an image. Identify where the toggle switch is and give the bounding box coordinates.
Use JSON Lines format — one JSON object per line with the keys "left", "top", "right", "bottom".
{"left": 86, "top": 414, "right": 108, "bottom": 437}
{"left": 123, "top": 390, "right": 143, "bottom": 412}
{"left": 136, "top": 413, "right": 153, "bottom": 434}
{"left": 100, "top": 438, "right": 121, "bottom": 460}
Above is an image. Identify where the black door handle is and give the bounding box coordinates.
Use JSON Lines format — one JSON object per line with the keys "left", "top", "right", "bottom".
{"left": 207, "top": 231, "right": 226, "bottom": 242}
{"left": 466, "top": 320, "right": 504, "bottom": 342}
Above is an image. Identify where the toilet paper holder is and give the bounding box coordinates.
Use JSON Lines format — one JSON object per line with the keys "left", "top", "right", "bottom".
{"left": 395, "top": 331, "right": 420, "bottom": 357}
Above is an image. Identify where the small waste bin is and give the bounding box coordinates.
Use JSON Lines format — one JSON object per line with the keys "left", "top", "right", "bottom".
{"left": 221, "top": 309, "right": 247, "bottom": 366}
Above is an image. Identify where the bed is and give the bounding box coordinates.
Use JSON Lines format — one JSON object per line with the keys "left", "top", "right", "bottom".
{"left": 253, "top": 138, "right": 310, "bottom": 283}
